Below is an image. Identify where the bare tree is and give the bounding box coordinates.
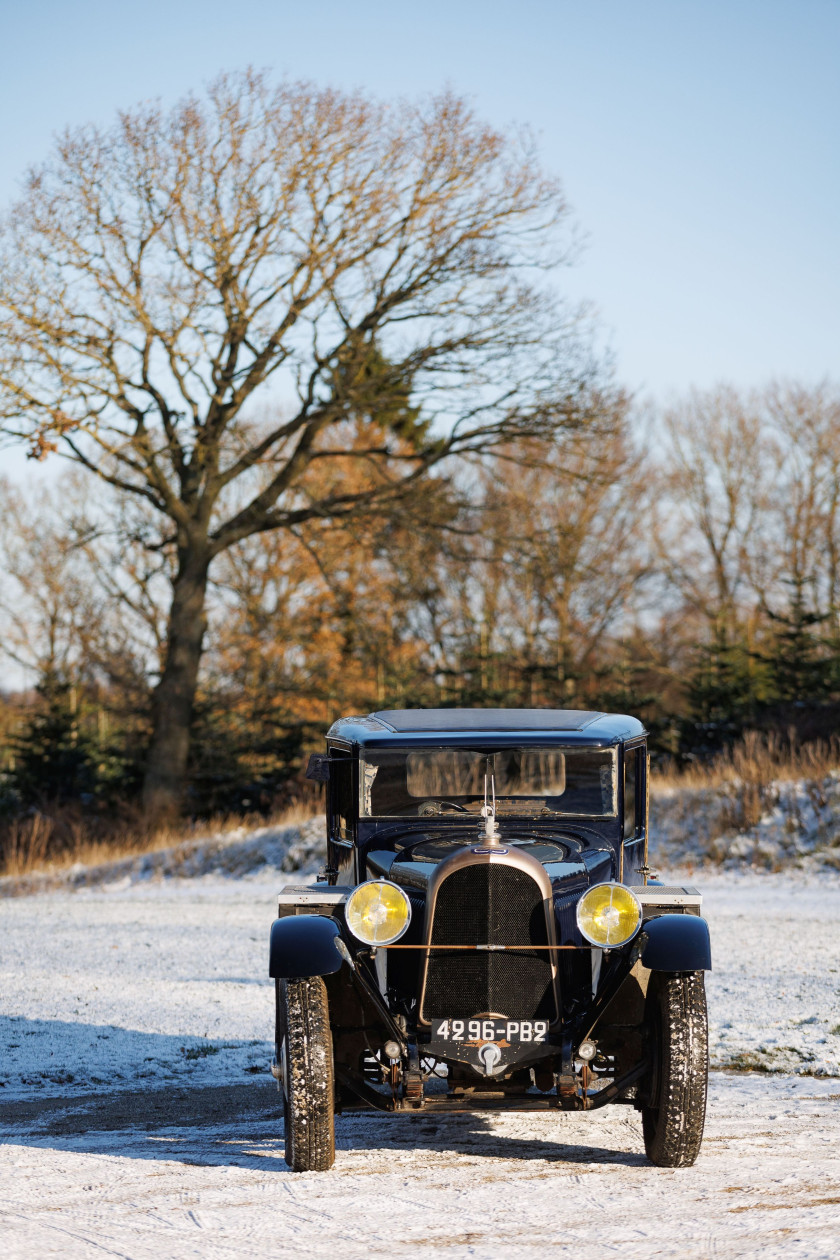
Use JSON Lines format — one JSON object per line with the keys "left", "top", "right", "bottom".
{"left": 760, "top": 382, "right": 840, "bottom": 635}
{"left": 0, "top": 475, "right": 167, "bottom": 756}
{"left": 494, "top": 416, "right": 649, "bottom": 698}
{"left": 653, "top": 381, "right": 840, "bottom": 721}
{"left": 655, "top": 386, "right": 769, "bottom": 642}
{"left": 0, "top": 71, "right": 609, "bottom": 814}
{"left": 0, "top": 478, "right": 99, "bottom": 686}
{"left": 431, "top": 408, "right": 649, "bottom": 705}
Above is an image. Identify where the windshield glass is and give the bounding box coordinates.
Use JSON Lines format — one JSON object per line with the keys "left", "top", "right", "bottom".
{"left": 360, "top": 746, "right": 616, "bottom": 818}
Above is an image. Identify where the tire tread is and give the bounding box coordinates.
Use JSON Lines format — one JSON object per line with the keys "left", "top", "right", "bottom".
{"left": 642, "top": 970, "right": 708, "bottom": 1168}
{"left": 282, "top": 976, "right": 335, "bottom": 1172}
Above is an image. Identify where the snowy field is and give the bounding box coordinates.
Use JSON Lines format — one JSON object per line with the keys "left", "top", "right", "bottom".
{"left": 2, "top": 852, "right": 840, "bottom": 1257}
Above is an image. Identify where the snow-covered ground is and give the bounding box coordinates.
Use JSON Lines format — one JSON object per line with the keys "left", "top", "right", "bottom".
{"left": 2, "top": 823, "right": 840, "bottom": 1257}
{"left": 1, "top": 796, "right": 840, "bottom": 1260}
{"left": 3, "top": 1073, "right": 839, "bottom": 1260}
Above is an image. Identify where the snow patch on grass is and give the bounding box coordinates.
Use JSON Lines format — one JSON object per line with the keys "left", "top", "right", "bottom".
{"left": 650, "top": 771, "right": 840, "bottom": 872}
{"left": 0, "top": 815, "right": 327, "bottom": 897}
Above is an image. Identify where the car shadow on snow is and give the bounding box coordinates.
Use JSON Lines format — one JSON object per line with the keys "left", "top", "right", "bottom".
{"left": 3, "top": 1088, "right": 646, "bottom": 1171}
{"left": 0, "top": 1015, "right": 645, "bottom": 1171}
{"left": 3, "top": 1081, "right": 646, "bottom": 1173}
{"left": 337, "top": 1111, "right": 648, "bottom": 1167}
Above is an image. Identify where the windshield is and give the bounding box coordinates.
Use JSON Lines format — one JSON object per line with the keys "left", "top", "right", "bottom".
{"left": 360, "top": 746, "right": 617, "bottom": 818}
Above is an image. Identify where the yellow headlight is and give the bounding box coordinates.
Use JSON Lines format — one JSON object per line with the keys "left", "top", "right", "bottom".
{"left": 345, "top": 880, "right": 412, "bottom": 946}
{"left": 576, "top": 882, "right": 642, "bottom": 948}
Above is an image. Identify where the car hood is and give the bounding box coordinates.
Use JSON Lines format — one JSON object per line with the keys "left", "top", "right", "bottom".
{"left": 365, "top": 825, "right": 615, "bottom": 896}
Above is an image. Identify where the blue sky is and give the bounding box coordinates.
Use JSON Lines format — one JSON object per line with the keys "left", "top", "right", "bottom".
{"left": 0, "top": 0, "right": 837, "bottom": 403}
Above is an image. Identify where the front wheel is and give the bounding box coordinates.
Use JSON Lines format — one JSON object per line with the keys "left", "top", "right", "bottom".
{"left": 642, "top": 970, "right": 708, "bottom": 1168}
{"left": 278, "top": 977, "right": 335, "bottom": 1171}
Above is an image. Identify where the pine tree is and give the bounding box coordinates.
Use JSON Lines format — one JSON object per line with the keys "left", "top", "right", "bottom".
{"left": 7, "top": 673, "right": 98, "bottom": 807}
{"left": 680, "top": 630, "right": 759, "bottom": 755}
{"left": 763, "top": 578, "right": 834, "bottom": 705}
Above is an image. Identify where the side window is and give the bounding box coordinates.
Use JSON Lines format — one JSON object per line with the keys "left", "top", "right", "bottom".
{"left": 330, "top": 751, "right": 355, "bottom": 840}
{"left": 623, "top": 747, "right": 639, "bottom": 841}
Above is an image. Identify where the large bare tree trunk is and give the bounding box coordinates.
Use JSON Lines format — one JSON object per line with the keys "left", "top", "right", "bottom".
{"left": 142, "top": 547, "right": 210, "bottom": 818}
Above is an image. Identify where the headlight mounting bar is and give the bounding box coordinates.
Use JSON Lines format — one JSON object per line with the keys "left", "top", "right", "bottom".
{"left": 379, "top": 943, "right": 598, "bottom": 950}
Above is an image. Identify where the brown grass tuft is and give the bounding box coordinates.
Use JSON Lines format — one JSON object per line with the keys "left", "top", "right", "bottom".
{"left": 0, "top": 801, "right": 317, "bottom": 879}
{"left": 655, "top": 730, "right": 840, "bottom": 791}
{"left": 652, "top": 731, "right": 840, "bottom": 834}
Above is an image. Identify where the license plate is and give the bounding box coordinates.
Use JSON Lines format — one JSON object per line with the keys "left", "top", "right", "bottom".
{"left": 432, "top": 1018, "right": 548, "bottom": 1044}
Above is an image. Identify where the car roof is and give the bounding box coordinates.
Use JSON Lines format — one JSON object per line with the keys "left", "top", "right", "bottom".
{"left": 372, "top": 708, "right": 603, "bottom": 732}
{"left": 326, "top": 708, "right": 646, "bottom": 746}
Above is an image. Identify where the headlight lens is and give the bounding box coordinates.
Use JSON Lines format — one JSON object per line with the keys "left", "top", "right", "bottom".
{"left": 576, "top": 882, "right": 642, "bottom": 948}
{"left": 345, "top": 880, "right": 412, "bottom": 945}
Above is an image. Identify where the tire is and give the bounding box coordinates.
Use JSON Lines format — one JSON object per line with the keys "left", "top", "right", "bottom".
{"left": 642, "top": 970, "right": 708, "bottom": 1168}
{"left": 278, "top": 976, "right": 336, "bottom": 1172}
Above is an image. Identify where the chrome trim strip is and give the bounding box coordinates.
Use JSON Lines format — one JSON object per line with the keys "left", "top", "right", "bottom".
{"left": 277, "top": 886, "right": 350, "bottom": 907}
{"left": 636, "top": 888, "right": 702, "bottom": 908}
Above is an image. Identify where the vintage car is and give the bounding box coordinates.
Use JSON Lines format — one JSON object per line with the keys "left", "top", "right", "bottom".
{"left": 269, "top": 708, "right": 710, "bottom": 1171}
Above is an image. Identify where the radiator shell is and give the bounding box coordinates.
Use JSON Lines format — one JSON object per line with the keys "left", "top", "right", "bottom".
{"left": 417, "top": 844, "right": 560, "bottom": 1026}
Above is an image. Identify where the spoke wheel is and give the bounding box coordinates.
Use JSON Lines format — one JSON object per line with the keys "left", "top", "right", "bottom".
{"left": 278, "top": 976, "right": 335, "bottom": 1172}
{"left": 642, "top": 970, "right": 708, "bottom": 1168}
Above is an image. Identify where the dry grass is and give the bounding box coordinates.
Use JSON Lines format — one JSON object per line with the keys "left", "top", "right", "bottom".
{"left": 654, "top": 731, "right": 840, "bottom": 790}
{"left": 0, "top": 800, "right": 318, "bottom": 880}
{"left": 652, "top": 731, "right": 840, "bottom": 832}
{"left": 7, "top": 732, "right": 840, "bottom": 880}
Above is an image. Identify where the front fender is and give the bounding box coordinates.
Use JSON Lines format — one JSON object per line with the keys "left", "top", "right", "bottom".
{"left": 268, "top": 914, "right": 344, "bottom": 979}
{"left": 641, "top": 913, "right": 712, "bottom": 971}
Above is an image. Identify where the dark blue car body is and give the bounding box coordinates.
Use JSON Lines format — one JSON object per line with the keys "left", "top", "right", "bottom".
{"left": 270, "top": 708, "right": 710, "bottom": 1120}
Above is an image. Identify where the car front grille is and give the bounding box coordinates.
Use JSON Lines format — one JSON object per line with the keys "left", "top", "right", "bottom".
{"left": 421, "top": 863, "right": 556, "bottom": 1021}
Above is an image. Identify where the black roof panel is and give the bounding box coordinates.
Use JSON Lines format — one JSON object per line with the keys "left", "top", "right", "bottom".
{"left": 326, "top": 709, "right": 647, "bottom": 746}
{"left": 371, "top": 708, "right": 605, "bottom": 732}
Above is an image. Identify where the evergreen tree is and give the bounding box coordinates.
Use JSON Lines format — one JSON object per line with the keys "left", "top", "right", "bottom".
{"left": 763, "top": 579, "right": 834, "bottom": 704}
{"left": 680, "top": 630, "right": 759, "bottom": 755}
{"left": 6, "top": 673, "right": 99, "bottom": 807}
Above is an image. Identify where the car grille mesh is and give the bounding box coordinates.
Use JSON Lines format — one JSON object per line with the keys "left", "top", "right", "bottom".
{"left": 422, "top": 863, "right": 555, "bottom": 1020}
